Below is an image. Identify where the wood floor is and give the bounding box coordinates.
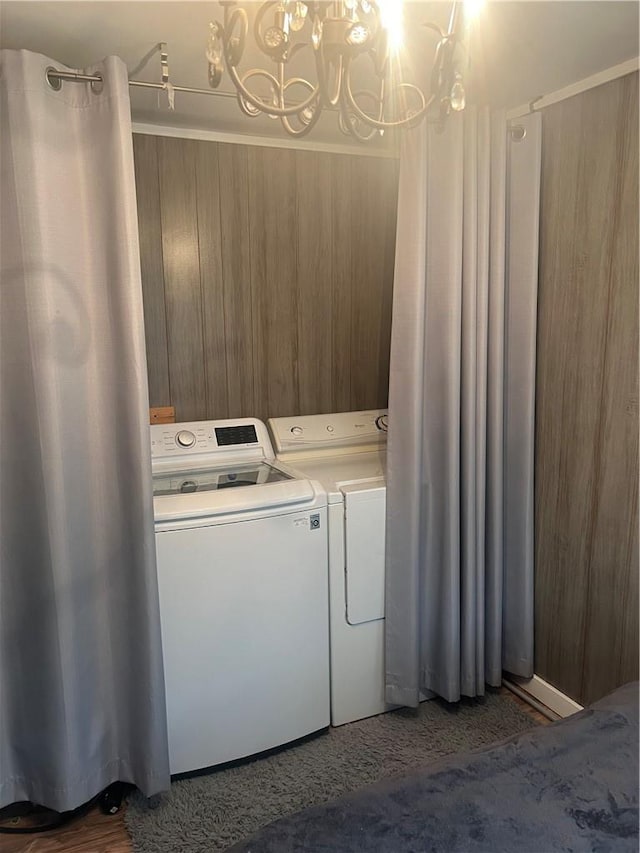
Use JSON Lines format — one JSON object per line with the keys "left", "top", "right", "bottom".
{"left": 0, "top": 691, "right": 548, "bottom": 853}
{"left": 0, "top": 807, "right": 132, "bottom": 853}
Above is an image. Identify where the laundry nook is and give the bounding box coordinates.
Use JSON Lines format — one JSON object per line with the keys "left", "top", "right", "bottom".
{"left": 0, "top": 2, "right": 638, "bottom": 851}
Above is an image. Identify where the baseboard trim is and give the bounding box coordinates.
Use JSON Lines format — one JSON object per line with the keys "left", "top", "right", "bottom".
{"left": 503, "top": 675, "right": 583, "bottom": 719}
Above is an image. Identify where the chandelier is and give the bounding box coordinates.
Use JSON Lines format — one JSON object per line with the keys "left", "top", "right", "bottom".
{"left": 205, "top": 1, "right": 470, "bottom": 141}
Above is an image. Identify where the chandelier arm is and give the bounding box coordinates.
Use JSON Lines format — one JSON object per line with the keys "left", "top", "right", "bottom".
{"left": 343, "top": 66, "right": 434, "bottom": 130}
{"left": 279, "top": 76, "right": 322, "bottom": 136}
{"left": 222, "top": 7, "right": 249, "bottom": 68}
{"left": 283, "top": 76, "right": 323, "bottom": 95}
{"left": 277, "top": 61, "right": 286, "bottom": 110}
{"left": 313, "top": 40, "right": 344, "bottom": 108}
{"left": 337, "top": 77, "right": 384, "bottom": 143}
{"left": 280, "top": 101, "right": 324, "bottom": 137}
{"left": 225, "top": 62, "right": 321, "bottom": 117}
{"left": 327, "top": 59, "right": 344, "bottom": 108}
{"left": 422, "top": 22, "right": 446, "bottom": 39}
{"left": 338, "top": 108, "right": 380, "bottom": 143}
{"left": 376, "top": 74, "right": 387, "bottom": 123}
{"left": 430, "top": 35, "right": 459, "bottom": 102}
{"left": 237, "top": 91, "right": 262, "bottom": 117}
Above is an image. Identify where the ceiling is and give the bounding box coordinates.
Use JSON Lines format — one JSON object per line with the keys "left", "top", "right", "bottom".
{"left": 1, "top": 1, "right": 638, "bottom": 148}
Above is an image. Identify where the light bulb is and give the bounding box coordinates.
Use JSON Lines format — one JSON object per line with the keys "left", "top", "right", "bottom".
{"left": 378, "top": 0, "right": 403, "bottom": 51}
{"left": 464, "top": 0, "right": 485, "bottom": 22}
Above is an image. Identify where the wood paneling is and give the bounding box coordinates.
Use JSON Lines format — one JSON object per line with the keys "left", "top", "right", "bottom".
{"left": 195, "top": 140, "right": 228, "bottom": 420}
{"left": 331, "top": 155, "right": 353, "bottom": 412}
{"left": 134, "top": 135, "right": 398, "bottom": 423}
{"left": 535, "top": 73, "right": 639, "bottom": 705}
{"left": 218, "top": 143, "right": 254, "bottom": 419}
{"left": 580, "top": 73, "right": 639, "bottom": 705}
{"left": 295, "top": 150, "right": 333, "bottom": 415}
{"left": 350, "top": 156, "right": 399, "bottom": 410}
{"left": 157, "top": 137, "right": 206, "bottom": 422}
{"left": 248, "top": 146, "right": 300, "bottom": 420}
{"left": 132, "top": 135, "right": 169, "bottom": 408}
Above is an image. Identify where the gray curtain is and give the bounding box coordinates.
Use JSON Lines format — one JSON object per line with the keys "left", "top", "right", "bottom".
{"left": 0, "top": 50, "right": 170, "bottom": 811}
{"left": 384, "top": 108, "right": 541, "bottom": 706}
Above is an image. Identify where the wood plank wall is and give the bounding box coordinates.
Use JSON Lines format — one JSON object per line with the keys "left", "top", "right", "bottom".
{"left": 534, "top": 72, "right": 639, "bottom": 706}
{"left": 133, "top": 134, "right": 398, "bottom": 424}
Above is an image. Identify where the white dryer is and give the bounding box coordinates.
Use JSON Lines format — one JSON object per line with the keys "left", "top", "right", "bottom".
{"left": 151, "top": 418, "right": 330, "bottom": 775}
{"left": 268, "top": 410, "right": 392, "bottom": 726}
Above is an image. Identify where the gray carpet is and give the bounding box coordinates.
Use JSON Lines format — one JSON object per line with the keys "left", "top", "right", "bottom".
{"left": 125, "top": 690, "right": 538, "bottom": 853}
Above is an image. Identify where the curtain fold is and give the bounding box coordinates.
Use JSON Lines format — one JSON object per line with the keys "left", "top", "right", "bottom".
{"left": 0, "top": 49, "right": 170, "bottom": 811}
{"left": 385, "top": 108, "right": 541, "bottom": 705}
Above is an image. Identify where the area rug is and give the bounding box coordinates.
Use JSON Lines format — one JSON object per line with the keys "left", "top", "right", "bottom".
{"left": 125, "top": 690, "right": 538, "bottom": 853}
{"left": 228, "top": 682, "right": 639, "bottom": 853}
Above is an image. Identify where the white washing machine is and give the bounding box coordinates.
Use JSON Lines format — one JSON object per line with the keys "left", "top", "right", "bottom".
{"left": 151, "top": 418, "right": 330, "bottom": 775}
{"left": 268, "top": 410, "right": 392, "bottom": 726}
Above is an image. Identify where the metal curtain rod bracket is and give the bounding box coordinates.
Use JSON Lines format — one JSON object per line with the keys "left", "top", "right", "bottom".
{"left": 528, "top": 95, "right": 543, "bottom": 114}
{"left": 159, "top": 42, "right": 169, "bottom": 85}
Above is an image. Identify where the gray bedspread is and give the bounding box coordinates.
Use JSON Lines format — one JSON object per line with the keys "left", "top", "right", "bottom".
{"left": 230, "top": 682, "right": 638, "bottom": 852}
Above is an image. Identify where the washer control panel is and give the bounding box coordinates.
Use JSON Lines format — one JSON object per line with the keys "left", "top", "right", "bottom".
{"left": 151, "top": 418, "right": 273, "bottom": 465}
{"left": 269, "top": 409, "right": 388, "bottom": 455}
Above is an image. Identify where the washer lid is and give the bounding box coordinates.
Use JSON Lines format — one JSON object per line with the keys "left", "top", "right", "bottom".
{"left": 152, "top": 461, "right": 292, "bottom": 497}
{"left": 153, "top": 474, "right": 319, "bottom": 523}
{"left": 277, "top": 451, "right": 386, "bottom": 503}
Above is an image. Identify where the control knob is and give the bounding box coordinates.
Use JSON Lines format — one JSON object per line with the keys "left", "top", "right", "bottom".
{"left": 176, "top": 429, "right": 196, "bottom": 448}
{"left": 375, "top": 414, "right": 388, "bottom": 432}
{"left": 290, "top": 426, "right": 303, "bottom": 436}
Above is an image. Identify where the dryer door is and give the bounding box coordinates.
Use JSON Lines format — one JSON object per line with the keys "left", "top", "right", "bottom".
{"left": 342, "top": 482, "right": 386, "bottom": 625}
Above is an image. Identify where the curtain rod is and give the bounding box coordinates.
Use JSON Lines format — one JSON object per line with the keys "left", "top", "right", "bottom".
{"left": 46, "top": 67, "right": 238, "bottom": 99}
{"left": 506, "top": 56, "right": 639, "bottom": 119}
{"left": 44, "top": 67, "right": 420, "bottom": 121}
{"left": 45, "top": 67, "right": 345, "bottom": 114}
{"left": 47, "top": 67, "right": 523, "bottom": 138}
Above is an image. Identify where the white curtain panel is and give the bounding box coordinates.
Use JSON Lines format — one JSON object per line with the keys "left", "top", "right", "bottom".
{"left": 0, "top": 50, "right": 170, "bottom": 810}
{"left": 385, "top": 108, "right": 541, "bottom": 706}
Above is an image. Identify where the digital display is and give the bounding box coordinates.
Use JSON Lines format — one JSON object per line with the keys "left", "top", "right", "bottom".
{"left": 215, "top": 425, "right": 258, "bottom": 446}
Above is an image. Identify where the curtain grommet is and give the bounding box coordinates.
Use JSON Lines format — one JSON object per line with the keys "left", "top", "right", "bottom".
{"left": 90, "top": 74, "right": 104, "bottom": 95}
{"left": 45, "top": 67, "right": 62, "bottom": 91}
